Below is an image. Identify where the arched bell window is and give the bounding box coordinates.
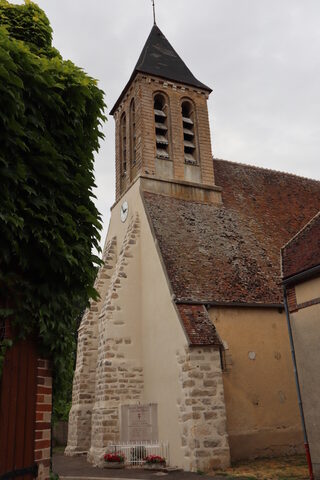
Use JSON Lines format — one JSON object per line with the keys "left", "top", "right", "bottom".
{"left": 130, "top": 99, "right": 136, "bottom": 166}
{"left": 120, "top": 112, "right": 127, "bottom": 175}
{"left": 154, "top": 93, "right": 170, "bottom": 160}
{"left": 181, "top": 100, "right": 198, "bottom": 165}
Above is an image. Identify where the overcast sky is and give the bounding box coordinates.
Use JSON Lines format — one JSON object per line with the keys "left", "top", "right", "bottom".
{"left": 14, "top": 0, "right": 320, "bottom": 243}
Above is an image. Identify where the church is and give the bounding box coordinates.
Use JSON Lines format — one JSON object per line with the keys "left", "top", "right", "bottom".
{"left": 66, "top": 23, "right": 320, "bottom": 471}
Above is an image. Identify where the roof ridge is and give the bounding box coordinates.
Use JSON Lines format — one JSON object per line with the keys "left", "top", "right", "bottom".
{"left": 213, "top": 157, "right": 320, "bottom": 184}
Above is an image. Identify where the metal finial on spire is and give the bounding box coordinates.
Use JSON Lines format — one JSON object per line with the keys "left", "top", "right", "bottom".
{"left": 151, "top": 0, "right": 156, "bottom": 25}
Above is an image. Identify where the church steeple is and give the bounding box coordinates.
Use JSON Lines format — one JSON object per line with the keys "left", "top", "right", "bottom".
{"left": 111, "top": 25, "right": 211, "bottom": 115}
{"left": 111, "top": 24, "right": 216, "bottom": 201}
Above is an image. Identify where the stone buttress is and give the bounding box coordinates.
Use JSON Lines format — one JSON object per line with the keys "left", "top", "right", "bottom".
{"left": 66, "top": 237, "right": 117, "bottom": 455}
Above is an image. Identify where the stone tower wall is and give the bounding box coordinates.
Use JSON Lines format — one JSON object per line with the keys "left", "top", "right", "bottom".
{"left": 114, "top": 74, "right": 215, "bottom": 200}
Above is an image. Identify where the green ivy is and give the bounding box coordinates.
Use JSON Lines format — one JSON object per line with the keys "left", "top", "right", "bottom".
{"left": 0, "top": 1, "right": 106, "bottom": 399}
{"left": 0, "top": 0, "right": 52, "bottom": 47}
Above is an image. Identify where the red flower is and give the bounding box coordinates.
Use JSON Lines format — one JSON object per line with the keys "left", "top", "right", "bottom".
{"left": 104, "top": 452, "right": 125, "bottom": 463}
{"left": 145, "top": 455, "right": 166, "bottom": 465}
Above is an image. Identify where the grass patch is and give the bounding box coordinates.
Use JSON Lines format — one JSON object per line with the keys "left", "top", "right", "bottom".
{"left": 211, "top": 454, "right": 309, "bottom": 480}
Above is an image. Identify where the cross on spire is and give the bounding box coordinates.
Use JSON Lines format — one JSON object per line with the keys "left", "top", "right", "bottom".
{"left": 151, "top": 0, "right": 156, "bottom": 25}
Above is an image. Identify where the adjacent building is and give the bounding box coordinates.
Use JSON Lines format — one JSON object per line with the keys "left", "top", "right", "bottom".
{"left": 282, "top": 212, "right": 320, "bottom": 479}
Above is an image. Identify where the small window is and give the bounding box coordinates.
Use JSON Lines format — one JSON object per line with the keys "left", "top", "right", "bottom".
{"left": 130, "top": 99, "right": 136, "bottom": 166}
{"left": 181, "top": 101, "right": 198, "bottom": 165}
{"left": 120, "top": 113, "right": 127, "bottom": 175}
{"left": 154, "top": 94, "right": 170, "bottom": 160}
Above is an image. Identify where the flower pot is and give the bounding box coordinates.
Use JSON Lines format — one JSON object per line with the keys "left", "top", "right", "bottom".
{"left": 104, "top": 462, "right": 125, "bottom": 469}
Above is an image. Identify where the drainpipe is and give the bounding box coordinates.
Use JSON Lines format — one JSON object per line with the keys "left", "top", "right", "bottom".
{"left": 283, "top": 285, "right": 314, "bottom": 480}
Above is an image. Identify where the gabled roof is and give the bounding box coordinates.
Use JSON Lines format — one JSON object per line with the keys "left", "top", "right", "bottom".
{"left": 143, "top": 160, "right": 320, "bottom": 305}
{"left": 110, "top": 25, "right": 211, "bottom": 115}
{"left": 281, "top": 211, "right": 320, "bottom": 280}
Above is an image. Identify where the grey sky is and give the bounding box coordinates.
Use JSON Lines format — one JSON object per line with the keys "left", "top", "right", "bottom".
{"left": 13, "top": 0, "right": 320, "bottom": 243}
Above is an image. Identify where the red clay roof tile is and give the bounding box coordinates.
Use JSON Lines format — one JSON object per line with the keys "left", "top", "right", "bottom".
{"left": 281, "top": 211, "right": 320, "bottom": 279}
{"left": 176, "top": 304, "right": 222, "bottom": 346}
{"left": 144, "top": 159, "right": 320, "bottom": 305}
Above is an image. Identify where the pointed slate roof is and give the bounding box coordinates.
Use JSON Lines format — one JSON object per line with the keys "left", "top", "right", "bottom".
{"left": 110, "top": 25, "right": 212, "bottom": 115}
{"left": 135, "top": 25, "right": 211, "bottom": 92}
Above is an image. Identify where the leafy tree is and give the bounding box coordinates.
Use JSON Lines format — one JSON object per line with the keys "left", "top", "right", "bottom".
{"left": 0, "top": 0, "right": 105, "bottom": 414}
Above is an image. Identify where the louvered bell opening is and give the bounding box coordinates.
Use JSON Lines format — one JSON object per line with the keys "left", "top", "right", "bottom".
{"left": 183, "top": 128, "right": 194, "bottom": 137}
{"left": 184, "top": 152, "right": 197, "bottom": 164}
{"left": 155, "top": 122, "right": 168, "bottom": 131}
{"left": 154, "top": 109, "right": 166, "bottom": 118}
{"left": 157, "top": 148, "right": 169, "bottom": 159}
{"left": 156, "top": 134, "right": 168, "bottom": 145}
{"left": 154, "top": 94, "right": 169, "bottom": 160}
{"left": 184, "top": 140, "right": 195, "bottom": 149}
{"left": 182, "top": 116, "right": 193, "bottom": 125}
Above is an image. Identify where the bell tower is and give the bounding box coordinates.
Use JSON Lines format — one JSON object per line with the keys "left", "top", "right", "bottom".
{"left": 110, "top": 25, "right": 217, "bottom": 201}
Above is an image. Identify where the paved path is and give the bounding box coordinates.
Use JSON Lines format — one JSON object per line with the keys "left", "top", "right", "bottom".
{"left": 52, "top": 454, "right": 248, "bottom": 480}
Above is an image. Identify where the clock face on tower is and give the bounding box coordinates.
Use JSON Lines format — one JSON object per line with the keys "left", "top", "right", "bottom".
{"left": 120, "top": 200, "right": 129, "bottom": 223}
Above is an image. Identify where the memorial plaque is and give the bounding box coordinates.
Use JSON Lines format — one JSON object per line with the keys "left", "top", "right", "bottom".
{"left": 120, "top": 403, "right": 158, "bottom": 442}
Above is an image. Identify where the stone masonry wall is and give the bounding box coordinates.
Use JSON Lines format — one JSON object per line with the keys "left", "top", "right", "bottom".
{"left": 89, "top": 213, "right": 144, "bottom": 466}
{"left": 177, "top": 346, "right": 230, "bottom": 472}
{"left": 66, "top": 237, "right": 117, "bottom": 455}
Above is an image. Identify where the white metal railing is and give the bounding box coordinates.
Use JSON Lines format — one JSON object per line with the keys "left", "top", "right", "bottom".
{"left": 106, "top": 441, "right": 169, "bottom": 466}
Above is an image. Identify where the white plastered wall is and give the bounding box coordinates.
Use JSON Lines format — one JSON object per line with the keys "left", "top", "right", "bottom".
{"left": 139, "top": 196, "right": 188, "bottom": 469}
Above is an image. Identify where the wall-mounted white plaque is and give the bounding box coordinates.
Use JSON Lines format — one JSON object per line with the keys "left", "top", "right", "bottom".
{"left": 120, "top": 403, "right": 158, "bottom": 442}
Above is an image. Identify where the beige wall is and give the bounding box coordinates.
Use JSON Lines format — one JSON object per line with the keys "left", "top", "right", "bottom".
{"left": 295, "top": 276, "right": 320, "bottom": 304}
{"left": 209, "top": 307, "right": 303, "bottom": 461}
{"left": 291, "top": 276, "right": 320, "bottom": 478}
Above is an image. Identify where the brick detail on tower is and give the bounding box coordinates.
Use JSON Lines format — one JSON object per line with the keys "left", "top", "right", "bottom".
{"left": 114, "top": 74, "right": 215, "bottom": 201}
